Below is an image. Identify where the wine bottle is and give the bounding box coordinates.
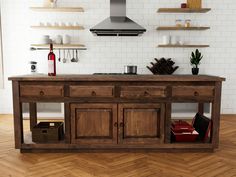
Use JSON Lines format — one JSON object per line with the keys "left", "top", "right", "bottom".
{"left": 48, "top": 43, "right": 56, "bottom": 76}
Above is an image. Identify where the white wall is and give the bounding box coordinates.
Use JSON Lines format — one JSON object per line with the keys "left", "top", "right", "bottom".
{"left": 0, "top": 0, "right": 235, "bottom": 114}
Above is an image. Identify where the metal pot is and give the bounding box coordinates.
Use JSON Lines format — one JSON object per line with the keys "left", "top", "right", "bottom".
{"left": 124, "top": 65, "right": 137, "bottom": 74}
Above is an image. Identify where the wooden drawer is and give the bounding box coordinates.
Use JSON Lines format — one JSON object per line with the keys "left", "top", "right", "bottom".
{"left": 172, "top": 86, "right": 215, "bottom": 97}
{"left": 120, "top": 86, "right": 167, "bottom": 98}
{"left": 69, "top": 86, "right": 114, "bottom": 97}
{"left": 20, "top": 85, "right": 64, "bottom": 97}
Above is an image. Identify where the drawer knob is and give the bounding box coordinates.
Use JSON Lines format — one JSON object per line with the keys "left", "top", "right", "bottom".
{"left": 120, "top": 122, "right": 124, "bottom": 127}
{"left": 144, "top": 91, "right": 149, "bottom": 96}
{"left": 39, "top": 91, "right": 45, "bottom": 96}
{"left": 114, "top": 122, "right": 118, "bottom": 127}
{"left": 91, "top": 91, "right": 97, "bottom": 96}
{"left": 194, "top": 91, "right": 199, "bottom": 96}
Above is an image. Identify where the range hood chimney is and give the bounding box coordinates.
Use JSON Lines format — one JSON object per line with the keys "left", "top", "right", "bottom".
{"left": 90, "top": 0, "right": 146, "bottom": 36}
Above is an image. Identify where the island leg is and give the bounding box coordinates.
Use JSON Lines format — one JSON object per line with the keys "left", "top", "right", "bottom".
{"left": 64, "top": 103, "right": 71, "bottom": 143}
{"left": 198, "top": 103, "right": 204, "bottom": 115}
{"left": 29, "top": 102, "right": 37, "bottom": 131}
{"left": 12, "top": 81, "right": 23, "bottom": 149}
{"left": 211, "top": 82, "right": 222, "bottom": 148}
{"left": 165, "top": 103, "right": 171, "bottom": 143}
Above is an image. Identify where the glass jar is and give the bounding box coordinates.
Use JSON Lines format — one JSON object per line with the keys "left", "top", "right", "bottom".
{"left": 29, "top": 61, "right": 37, "bottom": 73}
{"left": 175, "top": 19, "right": 183, "bottom": 27}
{"left": 185, "top": 19, "right": 191, "bottom": 27}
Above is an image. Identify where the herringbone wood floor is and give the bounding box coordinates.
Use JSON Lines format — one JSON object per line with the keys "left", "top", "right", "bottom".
{"left": 0, "top": 114, "right": 235, "bottom": 177}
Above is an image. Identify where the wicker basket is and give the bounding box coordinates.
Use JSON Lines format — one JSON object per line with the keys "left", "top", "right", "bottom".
{"left": 187, "top": 0, "right": 202, "bottom": 9}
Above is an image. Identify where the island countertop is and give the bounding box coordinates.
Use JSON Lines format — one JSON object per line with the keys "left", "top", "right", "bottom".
{"left": 8, "top": 74, "right": 225, "bottom": 82}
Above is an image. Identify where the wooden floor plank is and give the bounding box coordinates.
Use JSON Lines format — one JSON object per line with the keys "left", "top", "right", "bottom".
{"left": 0, "top": 114, "right": 236, "bottom": 177}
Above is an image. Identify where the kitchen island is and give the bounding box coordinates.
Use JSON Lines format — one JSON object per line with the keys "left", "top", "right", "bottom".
{"left": 9, "top": 74, "right": 225, "bottom": 152}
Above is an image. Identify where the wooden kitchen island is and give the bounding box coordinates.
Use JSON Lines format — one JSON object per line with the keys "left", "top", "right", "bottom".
{"left": 9, "top": 74, "right": 225, "bottom": 152}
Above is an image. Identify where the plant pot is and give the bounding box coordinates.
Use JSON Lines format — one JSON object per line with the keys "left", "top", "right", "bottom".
{"left": 192, "top": 68, "right": 199, "bottom": 75}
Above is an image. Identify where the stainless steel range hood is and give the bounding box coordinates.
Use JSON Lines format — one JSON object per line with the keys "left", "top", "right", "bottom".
{"left": 90, "top": 0, "right": 146, "bottom": 36}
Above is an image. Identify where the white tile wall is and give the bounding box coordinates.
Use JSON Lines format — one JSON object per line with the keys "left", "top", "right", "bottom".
{"left": 0, "top": 0, "right": 235, "bottom": 114}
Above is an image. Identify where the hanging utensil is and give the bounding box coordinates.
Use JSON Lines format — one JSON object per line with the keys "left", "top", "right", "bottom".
{"left": 58, "top": 49, "right": 61, "bottom": 62}
{"left": 75, "top": 49, "right": 79, "bottom": 62}
{"left": 66, "top": 49, "right": 71, "bottom": 62}
{"left": 71, "top": 49, "right": 76, "bottom": 62}
{"left": 62, "top": 49, "right": 66, "bottom": 63}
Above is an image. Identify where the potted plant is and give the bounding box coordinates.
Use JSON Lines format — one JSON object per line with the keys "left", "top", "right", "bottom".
{"left": 190, "top": 49, "right": 203, "bottom": 75}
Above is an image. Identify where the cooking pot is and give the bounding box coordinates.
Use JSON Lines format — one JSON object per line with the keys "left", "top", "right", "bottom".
{"left": 124, "top": 65, "right": 137, "bottom": 74}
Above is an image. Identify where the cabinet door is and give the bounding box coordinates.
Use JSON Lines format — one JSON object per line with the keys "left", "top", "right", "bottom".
{"left": 118, "top": 104, "right": 164, "bottom": 144}
{"left": 71, "top": 104, "right": 117, "bottom": 145}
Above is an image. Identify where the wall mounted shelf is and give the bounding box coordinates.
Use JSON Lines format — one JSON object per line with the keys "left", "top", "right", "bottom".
{"left": 157, "top": 8, "right": 211, "bottom": 13}
{"left": 31, "top": 26, "right": 84, "bottom": 30}
{"left": 157, "top": 27, "right": 210, "bottom": 31}
{"left": 158, "top": 44, "right": 210, "bottom": 48}
{"left": 30, "top": 7, "right": 84, "bottom": 12}
{"left": 30, "top": 44, "right": 87, "bottom": 50}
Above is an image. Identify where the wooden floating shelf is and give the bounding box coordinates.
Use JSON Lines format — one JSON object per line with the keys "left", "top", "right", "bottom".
{"left": 31, "top": 44, "right": 86, "bottom": 50}
{"left": 31, "top": 26, "right": 84, "bottom": 30}
{"left": 158, "top": 44, "right": 210, "bottom": 48}
{"left": 157, "top": 27, "right": 210, "bottom": 31}
{"left": 30, "top": 7, "right": 84, "bottom": 12}
{"left": 157, "top": 8, "right": 211, "bottom": 13}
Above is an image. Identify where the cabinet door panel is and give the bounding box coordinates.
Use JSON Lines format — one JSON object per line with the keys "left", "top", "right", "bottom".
{"left": 71, "top": 104, "right": 117, "bottom": 144}
{"left": 124, "top": 109, "right": 159, "bottom": 138}
{"left": 76, "top": 110, "right": 111, "bottom": 137}
{"left": 119, "top": 104, "right": 164, "bottom": 144}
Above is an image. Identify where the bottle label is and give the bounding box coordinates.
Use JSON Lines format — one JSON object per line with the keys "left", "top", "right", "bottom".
{"left": 48, "top": 60, "right": 54, "bottom": 73}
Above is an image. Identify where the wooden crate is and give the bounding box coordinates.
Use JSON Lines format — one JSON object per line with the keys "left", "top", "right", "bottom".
{"left": 32, "top": 122, "right": 64, "bottom": 143}
{"left": 187, "top": 0, "right": 202, "bottom": 9}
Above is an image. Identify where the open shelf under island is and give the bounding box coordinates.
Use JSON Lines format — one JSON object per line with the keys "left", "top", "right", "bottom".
{"left": 8, "top": 74, "right": 225, "bottom": 152}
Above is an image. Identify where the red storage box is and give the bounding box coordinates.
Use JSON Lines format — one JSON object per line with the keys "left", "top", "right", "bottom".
{"left": 171, "top": 120, "right": 194, "bottom": 133}
{"left": 171, "top": 130, "right": 199, "bottom": 142}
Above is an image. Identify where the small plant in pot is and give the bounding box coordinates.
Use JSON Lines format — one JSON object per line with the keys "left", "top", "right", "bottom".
{"left": 190, "top": 49, "right": 203, "bottom": 75}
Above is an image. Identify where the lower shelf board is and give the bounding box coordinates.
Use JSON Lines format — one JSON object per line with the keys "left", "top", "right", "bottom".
{"left": 23, "top": 130, "right": 213, "bottom": 152}
{"left": 20, "top": 143, "right": 214, "bottom": 152}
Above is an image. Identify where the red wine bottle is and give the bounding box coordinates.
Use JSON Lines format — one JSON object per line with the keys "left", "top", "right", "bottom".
{"left": 48, "top": 43, "right": 56, "bottom": 76}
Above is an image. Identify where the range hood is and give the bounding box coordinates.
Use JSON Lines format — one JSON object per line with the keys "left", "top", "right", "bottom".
{"left": 90, "top": 0, "right": 146, "bottom": 36}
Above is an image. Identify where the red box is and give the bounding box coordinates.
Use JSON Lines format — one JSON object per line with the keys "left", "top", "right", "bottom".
{"left": 171, "top": 120, "right": 194, "bottom": 133}
{"left": 172, "top": 120, "right": 191, "bottom": 127}
{"left": 171, "top": 130, "right": 199, "bottom": 142}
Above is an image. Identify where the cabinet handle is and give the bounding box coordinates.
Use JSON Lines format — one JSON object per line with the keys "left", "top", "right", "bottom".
{"left": 39, "top": 91, "right": 45, "bottom": 96}
{"left": 194, "top": 91, "right": 199, "bottom": 96}
{"left": 119, "top": 122, "right": 124, "bottom": 127}
{"left": 114, "top": 122, "right": 118, "bottom": 127}
{"left": 91, "top": 91, "right": 96, "bottom": 96}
